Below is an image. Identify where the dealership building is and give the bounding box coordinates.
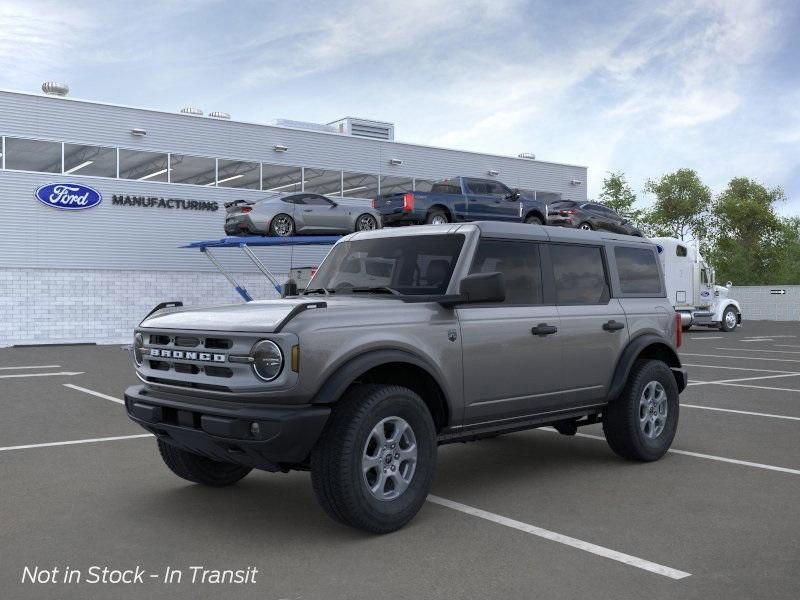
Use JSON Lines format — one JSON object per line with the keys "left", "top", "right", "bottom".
{"left": 0, "top": 84, "right": 588, "bottom": 346}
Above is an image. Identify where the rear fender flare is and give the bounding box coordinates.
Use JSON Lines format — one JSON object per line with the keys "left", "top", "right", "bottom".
{"left": 607, "top": 334, "right": 684, "bottom": 401}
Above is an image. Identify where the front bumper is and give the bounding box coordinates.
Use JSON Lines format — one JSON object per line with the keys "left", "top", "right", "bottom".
{"left": 124, "top": 385, "right": 330, "bottom": 471}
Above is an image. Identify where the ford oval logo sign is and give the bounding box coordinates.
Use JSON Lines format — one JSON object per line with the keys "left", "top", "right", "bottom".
{"left": 35, "top": 183, "right": 102, "bottom": 210}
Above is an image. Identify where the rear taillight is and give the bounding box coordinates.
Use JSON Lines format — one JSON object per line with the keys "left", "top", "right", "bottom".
{"left": 560, "top": 209, "right": 577, "bottom": 215}
{"left": 675, "top": 312, "right": 682, "bottom": 348}
{"left": 241, "top": 207, "right": 252, "bottom": 213}
{"left": 402, "top": 193, "right": 414, "bottom": 212}
{"left": 371, "top": 198, "right": 377, "bottom": 209}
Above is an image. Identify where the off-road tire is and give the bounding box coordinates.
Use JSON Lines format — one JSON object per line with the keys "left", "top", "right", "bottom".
{"left": 525, "top": 214, "right": 543, "bottom": 225}
{"left": 311, "top": 384, "right": 437, "bottom": 533}
{"left": 602, "top": 360, "right": 679, "bottom": 462}
{"left": 720, "top": 306, "right": 738, "bottom": 332}
{"left": 157, "top": 440, "right": 252, "bottom": 486}
{"left": 425, "top": 209, "right": 449, "bottom": 225}
{"left": 269, "top": 213, "right": 295, "bottom": 237}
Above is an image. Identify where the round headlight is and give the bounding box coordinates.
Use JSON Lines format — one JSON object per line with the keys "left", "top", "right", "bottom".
{"left": 133, "top": 333, "right": 144, "bottom": 366}
{"left": 251, "top": 340, "right": 284, "bottom": 382}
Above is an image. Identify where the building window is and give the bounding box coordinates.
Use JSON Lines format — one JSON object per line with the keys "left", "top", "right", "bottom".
{"left": 217, "top": 159, "right": 260, "bottom": 189}
{"left": 170, "top": 154, "right": 216, "bottom": 186}
{"left": 379, "top": 175, "right": 413, "bottom": 195}
{"left": 63, "top": 144, "right": 117, "bottom": 177}
{"left": 341, "top": 172, "right": 379, "bottom": 198}
{"left": 304, "top": 168, "right": 342, "bottom": 196}
{"left": 262, "top": 164, "right": 302, "bottom": 192}
{"left": 119, "top": 149, "right": 169, "bottom": 182}
{"left": 4, "top": 137, "right": 61, "bottom": 173}
{"left": 413, "top": 178, "right": 436, "bottom": 192}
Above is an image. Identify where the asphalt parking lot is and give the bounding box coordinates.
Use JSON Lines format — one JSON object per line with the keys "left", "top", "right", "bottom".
{"left": 2, "top": 320, "right": 799, "bottom": 600}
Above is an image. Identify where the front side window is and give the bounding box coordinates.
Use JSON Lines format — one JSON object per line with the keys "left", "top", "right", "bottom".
{"left": 308, "top": 234, "right": 465, "bottom": 296}
{"left": 551, "top": 244, "right": 609, "bottom": 305}
{"left": 63, "top": 144, "right": 117, "bottom": 177}
{"left": 485, "top": 181, "right": 512, "bottom": 197}
{"left": 466, "top": 179, "right": 491, "bottom": 195}
{"left": 4, "top": 137, "right": 61, "bottom": 173}
{"left": 615, "top": 246, "right": 662, "bottom": 295}
{"left": 470, "top": 240, "right": 542, "bottom": 305}
{"left": 119, "top": 149, "right": 168, "bottom": 182}
{"left": 676, "top": 245, "right": 688, "bottom": 257}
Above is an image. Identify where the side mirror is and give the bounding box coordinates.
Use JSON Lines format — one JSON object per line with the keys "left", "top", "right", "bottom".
{"left": 458, "top": 272, "right": 505, "bottom": 304}
{"left": 282, "top": 279, "right": 299, "bottom": 297}
{"left": 505, "top": 188, "right": 520, "bottom": 201}
{"left": 329, "top": 200, "right": 338, "bottom": 208}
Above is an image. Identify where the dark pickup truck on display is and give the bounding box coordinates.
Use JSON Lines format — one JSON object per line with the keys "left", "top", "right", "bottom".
{"left": 373, "top": 177, "right": 548, "bottom": 227}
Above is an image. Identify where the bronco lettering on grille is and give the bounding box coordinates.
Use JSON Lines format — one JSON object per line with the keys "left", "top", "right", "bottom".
{"left": 149, "top": 348, "right": 226, "bottom": 362}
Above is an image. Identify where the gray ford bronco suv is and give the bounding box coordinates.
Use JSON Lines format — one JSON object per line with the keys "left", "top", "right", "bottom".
{"left": 125, "top": 222, "right": 687, "bottom": 533}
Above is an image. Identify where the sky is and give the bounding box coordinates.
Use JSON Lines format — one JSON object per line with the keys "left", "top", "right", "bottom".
{"left": 1, "top": 0, "right": 799, "bottom": 212}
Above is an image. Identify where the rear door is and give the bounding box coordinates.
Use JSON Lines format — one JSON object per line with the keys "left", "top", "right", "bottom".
{"left": 458, "top": 238, "right": 564, "bottom": 425}
{"left": 547, "top": 243, "right": 628, "bottom": 406}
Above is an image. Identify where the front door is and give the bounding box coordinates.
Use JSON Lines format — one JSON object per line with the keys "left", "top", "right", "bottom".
{"left": 458, "top": 238, "right": 565, "bottom": 426}
{"left": 547, "top": 243, "right": 629, "bottom": 406}
{"left": 299, "top": 195, "right": 349, "bottom": 232}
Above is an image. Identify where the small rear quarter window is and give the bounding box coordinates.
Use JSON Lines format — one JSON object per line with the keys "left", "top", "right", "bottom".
{"left": 614, "top": 246, "right": 662, "bottom": 295}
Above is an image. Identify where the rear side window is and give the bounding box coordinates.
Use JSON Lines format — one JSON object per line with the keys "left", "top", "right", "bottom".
{"left": 470, "top": 240, "right": 543, "bottom": 305}
{"left": 551, "top": 245, "right": 609, "bottom": 305}
{"left": 431, "top": 180, "right": 462, "bottom": 194}
{"left": 614, "top": 247, "right": 662, "bottom": 295}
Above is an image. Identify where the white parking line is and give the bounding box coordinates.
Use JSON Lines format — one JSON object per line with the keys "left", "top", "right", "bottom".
{"left": 682, "top": 363, "right": 799, "bottom": 374}
{"left": 687, "top": 336, "right": 724, "bottom": 340}
{"left": 0, "top": 364, "right": 61, "bottom": 371}
{"left": 739, "top": 339, "right": 773, "bottom": 342}
{"left": 681, "top": 353, "right": 800, "bottom": 363}
{"left": 688, "top": 373, "right": 800, "bottom": 386}
{"left": 63, "top": 384, "right": 124, "bottom": 404}
{"left": 0, "top": 371, "right": 84, "bottom": 379}
{"left": 714, "top": 382, "right": 800, "bottom": 394}
{"left": 682, "top": 404, "right": 800, "bottom": 421}
{"left": 545, "top": 430, "right": 800, "bottom": 476}
{"left": 775, "top": 344, "right": 800, "bottom": 349}
{"left": 427, "top": 495, "right": 691, "bottom": 579}
{"left": 0, "top": 434, "right": 152, "bottom": 453}
{"left": 715, "top": 347, "right": 800, "bottom": 355}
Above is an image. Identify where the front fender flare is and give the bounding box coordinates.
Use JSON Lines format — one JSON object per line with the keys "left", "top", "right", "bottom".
{"left": 310, "top": 348, "right": 450, "bottom": 407}
{"left": 607, "top": 334, "right": 685, "bottom": 401}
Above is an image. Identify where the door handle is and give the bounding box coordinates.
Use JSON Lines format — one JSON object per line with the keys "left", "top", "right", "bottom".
{"left": 303, "top": 209, "right": 313, "bottom": 213}
{"left": 531, "top": 323, "right": 558, "bottom": 336}
{"left": 602, "top": 320, "right": 625, "bottom": 332}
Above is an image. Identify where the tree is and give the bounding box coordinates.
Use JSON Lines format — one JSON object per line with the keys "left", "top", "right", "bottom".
{"left": 598, "top": 171, "right": 641, "bottom": 222}
{"left": 642, "top": 169, "right": 711, "bottom": 241}
{"left": 708, "top": 178, "right": 786, "bottom": 285}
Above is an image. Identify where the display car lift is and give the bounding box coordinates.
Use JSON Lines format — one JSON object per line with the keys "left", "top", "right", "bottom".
{"left": 182, "top": 236, "right": 340, "bottom": 302}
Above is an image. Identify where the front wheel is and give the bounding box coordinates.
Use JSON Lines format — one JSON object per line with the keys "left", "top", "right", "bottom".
{"left": 157, "top": 440, "right": 252, "bottom": 486}
{"left": 578, "top": 222, "right": 593, "bottom": 231}
{"left": 525, "top": 214, "right": 543, "bottom": 225}
{"left": 311, "top": 384, "right": 437, "bottom": 533}
{"left": 720, "top": 307, "right": 738, "bottom": 332}
{"left": 355, "top": 213, "right": 379, "bottom": 231}
{"left": 269, "top": 213, "right": 295, "bottom": 237}
{"left": 602, "top": 360, "right": 679, "bottom": 462}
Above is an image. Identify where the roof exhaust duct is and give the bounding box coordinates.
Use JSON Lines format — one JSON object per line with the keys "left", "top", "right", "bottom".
{"left": 180, "top": 106, "right": 203, "bottom": 116}
{"left": 208, "top": 111, "right": 231, "bottom": 119}
{"left": 42, "top": 82, "right": 69, "bottom": 96}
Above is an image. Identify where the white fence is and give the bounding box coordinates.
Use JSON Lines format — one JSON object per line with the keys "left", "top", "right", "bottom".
{"left": 731, "top": 286, "right": 800, "bottom": 322}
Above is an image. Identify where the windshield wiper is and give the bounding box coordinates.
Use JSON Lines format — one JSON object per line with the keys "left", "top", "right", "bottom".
{"left": 303, "top": 288, "right": 331, "bottom": 295}
{"left": 350, "top": 286, "right": 401, "bottom": 295}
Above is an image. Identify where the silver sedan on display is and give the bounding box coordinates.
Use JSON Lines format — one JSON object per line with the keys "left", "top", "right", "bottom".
{"left": 224, "top": 193, "right": 382, "bottom": 237}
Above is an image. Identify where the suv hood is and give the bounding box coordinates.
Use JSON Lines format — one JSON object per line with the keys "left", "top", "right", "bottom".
{"left": 140, "top": 296, "right": 400, "bottom": 333}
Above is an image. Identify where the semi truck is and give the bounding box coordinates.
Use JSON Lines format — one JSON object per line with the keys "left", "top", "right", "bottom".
{"left": 652, "top": 237, "right": 742, "bottom": 332}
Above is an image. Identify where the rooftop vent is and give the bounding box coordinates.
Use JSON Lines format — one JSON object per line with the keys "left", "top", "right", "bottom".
{"left": 269, "top": 119, "right": 337, "bottom": 134}
{"left": 208, "top": 111, "right": 231, "bottom": 119}
{"left": 42, "top": 82, "right": 69, "bottom": 96}
{"left": 180, "top": 106, "right": 203, "bottom": 116}
{"left": 328, "top": 117, "right": 395, "bottom": 141}
{"left": 518, "top": 152, "right": 536, "bottom": 160}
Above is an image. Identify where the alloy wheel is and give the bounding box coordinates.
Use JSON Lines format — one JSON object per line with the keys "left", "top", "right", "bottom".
{"left": 362, "top": 416, "right": 418, "bottom": 501}
{"left": 357, "top": 215, "right": 377, "bottom": 231}
{"left": 639, "top": 381, "right": 668, "bottom": 439}
{"left": 272, "top": 215, "right": 293, "bottom": 236}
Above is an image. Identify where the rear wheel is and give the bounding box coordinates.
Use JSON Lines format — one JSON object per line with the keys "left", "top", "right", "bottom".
{"left": 157, "top": 440, "right": 252, "bottom": 486}
{"left": 426, "top": 209, "right": 449, "bottom": 225}
{"left": 579, "top": 222, "right": 593, "bottom": 231}
{"left": 355, "top": 213, "right": 378, "bottom": 231}
{"left": 311, "top": 384, "right": 437, "bottom": 533}
{"left": 269, "top": 213, "right": 295, "bottom": 237}
{"left": 525, "top": 214, "right": 543, "bottom": 225}
{"left": 602, "top": 360, "right": 679, "bottom": 462}
{"left": 720, "top": 306, "right": 738, "bottom": 332}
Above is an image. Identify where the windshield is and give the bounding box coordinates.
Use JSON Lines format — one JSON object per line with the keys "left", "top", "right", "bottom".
{"left": 307, "top": 234, "right": 465, "bottom": 296}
